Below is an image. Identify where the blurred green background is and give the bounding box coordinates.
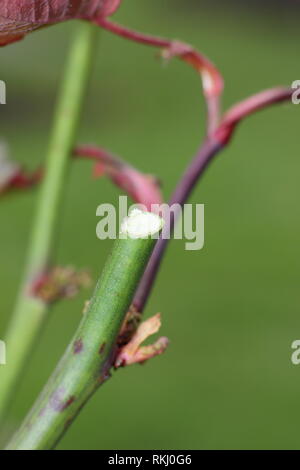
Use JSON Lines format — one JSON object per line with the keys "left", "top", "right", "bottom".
{"left": 0, "top": 0, "right": 299, "bottom": 450}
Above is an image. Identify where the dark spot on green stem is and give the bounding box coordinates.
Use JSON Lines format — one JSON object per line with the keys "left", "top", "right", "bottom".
{"left": 73, "top": 338, "right": 83, "bottom": 354}
{"left": 99, "top": 342, "right": 106, "bottom": 355}
{"left": 59, "top": 396, "right": 76, "bottom": 412}
{"left": 50, "top": 388, "right": 75, "bottom": 412}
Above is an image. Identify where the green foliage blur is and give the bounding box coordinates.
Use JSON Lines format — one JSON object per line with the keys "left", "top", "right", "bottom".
{"left": 0, "top": 0, "right": 299, "bottom": 450}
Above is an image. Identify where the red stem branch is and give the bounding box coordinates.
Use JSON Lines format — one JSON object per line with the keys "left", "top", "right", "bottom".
{"left": 133, "top": 87, "right": 292, "bottom": 312}
{"left": 95, "top": 17, "right": 223, "bottom": 135}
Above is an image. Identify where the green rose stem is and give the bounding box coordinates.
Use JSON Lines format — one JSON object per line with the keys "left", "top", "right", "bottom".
{"left": 6, "top": 211, "right": 163, "bottom": 450}
{"left": 0, "top": 23, "right": 99, "bottom": 422}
